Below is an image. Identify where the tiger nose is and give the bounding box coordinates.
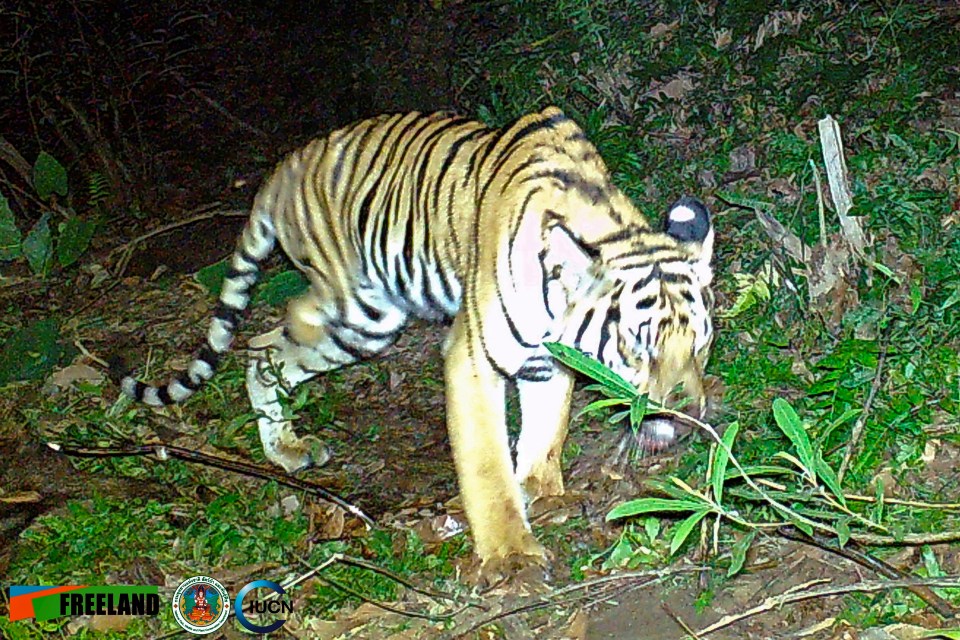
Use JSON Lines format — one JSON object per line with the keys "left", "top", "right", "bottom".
{"left": 667, "top": 391, "right": 704, "bottom": 420}
{"left": 684, "top": 401, "right": 703, "bottom": 420}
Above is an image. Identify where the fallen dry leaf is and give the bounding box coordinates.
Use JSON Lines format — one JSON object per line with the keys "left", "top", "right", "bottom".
{"left": 914, "top": 165, "right": 949, "bottom": 190}
{"left": 809, "top": 240, "right": 860, "bottom": 329}
{"left": 299, "top": 617, "right": 351, "bottom": 640}
{"left": 870, "top": 467, "right": 899, "bottom": 498}
{"left": 767, "top": 177, "right": 800, "bottom": 201}
{"left": 1, "top": 491, "right": 42, "bottom": 504}
{"left": 790, "top": 360, "right": 813, "bottom": 383}
{"left": 698, "top": 169, "right": 718, "bottom": 189}
{"left": 876, "top": 623, "right": 943, "bottom": 640}
{"left": 754, "top": 10, "right": 807, "bottom": 50}
{"left": 48, "top": 363, "right": 105, "bottom": 389}
{"left": 648, "top": 20, "right": 678, "bottom": 40}
{"left": 714, "top": 28, "right": 732, "bottom": 49}
{"left": 651, "top": 75, "right": 695, "bottom": 101}
{"left": 281, "top": 493, "right": 301, "bottom": 517}
{"left": 411, "top": 513, "right": 465, "bottom": 544}
{"left": 878, "top": 233, "right": 920, "bottom": 314}
{"left": 563, "top": 609, "right": 589, "bottom": 640}
{"left": 308, "top": 502, "right": 346, "bottom": 541}
{"left": 388, "top": 369, "right": 404, "bottom": 390}
{"left": 728, "top": 144, "right": 757, "bottom": 173}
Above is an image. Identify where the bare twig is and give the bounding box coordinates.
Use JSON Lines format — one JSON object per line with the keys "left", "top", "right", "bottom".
{"left": 167, "top": 68, "right": 270, "bottom": 141}
{"left": 332, "top": 554, "right": 463, "bottom": 603}
{"left": 841, "top": 530, "right": 960, "bottom": 547}
{"left": 778, "top": 526, "right": 958, "bottom": 618}
{"left": 45, "top": 440, "right": 374, "bottom": 528}
{"left": 688, "top": 576, "right": 960, "bottom": 638}
{"left": 661, "top": 602, "right": 701, "bottom": 639}
{"left": 0, "top": 168, "right": 52, "bottom": 220}
{"left": 448, "top": 583, "right": 634, "bottom": 638}
{"left": 440, "top": 567, "right": 705, "bottom": 639}
{"left": 286, "top": 554, "right": 344, "bottom": 590}
{"left": 838, "top": 334, "right": 889, "bottom": 481}
{"left": 185, "top": 85, "right": 272, "bottom": 141}
{"left": 315, "top": 574, "right": 470, "bottom": 621}
{"left": 809, "top": 157, "right": 827, "bottom": 246}
{"left": 752, "top": 207, "right": 809, "bottom": 263}
{"left": 290, "top": 554, "right": 478, "bottom": 623}
{"left": 62, "top": 205, "right": 246, "bottom": 320}
{"left": 73, "top": 338, "right": 110, "bottom": 368}
{"left": 0, "top": 135, "right": 33, "bottom": 184}
{"left": 108, "top": 204, "right": 247, "bottom": 278}
{"left": 56, "top": 92, "right": 130, "bottom": 187}
{"left": 65, "top": 279, "right": 123, "bottom": 322}
{"left": 0, "top": 131, "right": 73, "bottom": 219}
{"left": 842, "top": 493, "right": 960, "bottom": 511}
{"left": 34, "top": 95, "right": 84, "bottom": 171}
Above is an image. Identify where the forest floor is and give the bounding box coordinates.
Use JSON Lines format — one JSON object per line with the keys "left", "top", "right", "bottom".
{"left": 2, "top": 1, "right": 960, "bottom": 638}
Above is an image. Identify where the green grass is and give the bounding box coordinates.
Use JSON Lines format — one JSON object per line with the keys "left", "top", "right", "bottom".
{"left": 4, "top": 474, "right": 470, "bottom": 636}
{"left": 14, "top": 498, "right": 176, "bottom": 582}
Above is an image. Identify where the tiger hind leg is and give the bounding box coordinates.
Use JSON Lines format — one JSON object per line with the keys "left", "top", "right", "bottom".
{"left": 246, "top": 327, "right": 334, "bottom": 473}
{"left": 247, "top": 291, "right": 405, "bottom": 472}
{"left": 514, "top": 373, "right": 573, "bottom": 502}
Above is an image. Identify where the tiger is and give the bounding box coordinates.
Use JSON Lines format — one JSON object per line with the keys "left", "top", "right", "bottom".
{"left": 117, "top": 107, "right": 715, "bottom": 575}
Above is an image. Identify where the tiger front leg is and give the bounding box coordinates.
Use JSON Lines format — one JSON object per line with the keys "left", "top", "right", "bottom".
{"left": 444, "top": 316, "right": 546, "bottom": 575}
{"left": 246, "top": 326, "right": 333, "bottom": 473}
{"left": 514, "top": 372, "right": 574, "bottom": 502}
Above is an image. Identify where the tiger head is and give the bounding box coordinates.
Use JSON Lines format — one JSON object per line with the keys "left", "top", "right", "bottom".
{"left": 617, "top": 197, "right": 714, "bottom": 417}
{"left": 548, "top": 196, "right": 714, "bottom": 452}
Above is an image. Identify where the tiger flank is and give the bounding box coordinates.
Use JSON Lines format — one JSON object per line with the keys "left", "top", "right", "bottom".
{"left": 117, "top": 107, "right": 715, "bottom": 576}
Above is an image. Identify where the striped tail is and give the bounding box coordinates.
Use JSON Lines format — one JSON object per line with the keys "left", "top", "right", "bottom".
{"left": 117, "top": 196, "right": 278, "bottom": 407}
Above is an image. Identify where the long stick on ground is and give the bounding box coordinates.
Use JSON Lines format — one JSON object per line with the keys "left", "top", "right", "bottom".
{"left": 46, "top": 440, "right": 374, "bottom": 527}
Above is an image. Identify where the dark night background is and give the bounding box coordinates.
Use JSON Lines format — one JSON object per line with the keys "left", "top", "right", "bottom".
{"left": 0, "top": 0, "right": 484, "bottom": 265}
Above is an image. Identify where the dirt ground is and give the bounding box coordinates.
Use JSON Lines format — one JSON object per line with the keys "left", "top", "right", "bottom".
{"left": 5, "top": 308, "right": 947, "bottom": 638}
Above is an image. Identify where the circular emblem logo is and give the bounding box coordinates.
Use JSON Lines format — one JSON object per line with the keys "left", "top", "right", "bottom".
{"left": 171, "top": 575, "right": 230, "bottom": 634}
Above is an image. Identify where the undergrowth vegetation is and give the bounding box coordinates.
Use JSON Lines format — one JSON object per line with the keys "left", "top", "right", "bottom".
{"left": 460, "top": 0, "right": 960, "bottom": 629}
{"left": 2, "top": 0, "right": 959, "bottom": 638}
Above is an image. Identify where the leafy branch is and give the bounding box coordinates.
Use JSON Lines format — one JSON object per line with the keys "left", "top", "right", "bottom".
{"left": 545, "top": 342, "right": 959, "bottom": 573}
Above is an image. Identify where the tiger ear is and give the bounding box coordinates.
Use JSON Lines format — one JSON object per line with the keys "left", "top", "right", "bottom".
{"left": 664, "top": 196, "right": 713, "bottom": 265}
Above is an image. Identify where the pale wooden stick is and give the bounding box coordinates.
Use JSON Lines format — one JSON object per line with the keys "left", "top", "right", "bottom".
{"left": 818, "top": 115, "right": 868, "bottom": 255}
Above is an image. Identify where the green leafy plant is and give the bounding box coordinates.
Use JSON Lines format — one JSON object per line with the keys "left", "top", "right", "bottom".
{"left": 86, "top": 172, "right": 111, "bottom": 208}
{"left": 32, "top": 151, "right": 68, "bottom": 200}
{"left": 0, "top": 318, "right": 72, "bottom": 385}
{"left": 194, "top": 261, "right": 309, "bottom": 307}
{"left": 719, "top": 259, "right": 780, "bottom": 319}
{"left": 0, "top": 152, "right": 97, "bottom": 275}
{"left": 545, "top": 341, "right": 655, "bottom": 430}
{"left": 547, "top": 342, "right": 951, "bottom": 574}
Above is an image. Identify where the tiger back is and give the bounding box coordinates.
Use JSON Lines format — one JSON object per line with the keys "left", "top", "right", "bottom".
{"left": 118, "top": 107, "right": 715, "bottom": 575}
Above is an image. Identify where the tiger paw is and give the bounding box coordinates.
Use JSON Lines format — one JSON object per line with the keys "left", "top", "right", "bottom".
{"left": 462, "top": 531, "right": 551, "bottom": 591}
{"left": 474, "top": 548, "right": 552, "bottom": 594}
